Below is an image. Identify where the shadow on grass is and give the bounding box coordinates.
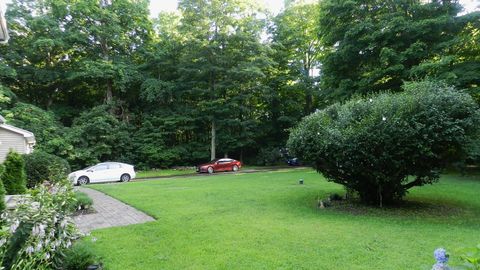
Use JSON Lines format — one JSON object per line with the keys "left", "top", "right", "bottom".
{"left": 325, "top": 198, "right": 466, "bottom": 219}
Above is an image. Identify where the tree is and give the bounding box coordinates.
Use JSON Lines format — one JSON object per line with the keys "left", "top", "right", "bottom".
{"left": 411, "top": 11, "right": 480, "bottom": 103}
{"left": 1, "top": 102, "right": 73, "bottom": 159}
{"left": 270, "top": 0, "right": 321, "bottom": 114}
{"left": 288, "top": 81, "right": 480, "bottom": 206}
{"left": 1, "top": 0, "right": 71, "bottom": 108}
{"left": 177, "top": 0, "right": 272, "bottom": 160}
{"left": 66, "top": 104, "right": 131, "bottom": 169}
{"left": 1, "top": 151, "right": 27, "bottom": 194}
{"left": 66, "top": 0, "right": 152, "bottom": 104}
{"left": 318, "top": 0, "right": 465, "bottom": 103}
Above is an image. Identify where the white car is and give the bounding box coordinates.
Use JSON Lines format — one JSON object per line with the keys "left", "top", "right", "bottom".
{"left": 68, "top": 162, "right": 136, "bottom": 185}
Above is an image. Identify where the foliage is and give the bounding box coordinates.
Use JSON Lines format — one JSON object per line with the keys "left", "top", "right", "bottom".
{"left": 255, "top": 146, "right": 284, "bottom": 166}
{"left": 288, "top": 81, "right": 480, "bottom": 205}
{"left": 70, "top": 192, "right": 93, "bottom": 212}
{"left": 1, "top": 102, "right": 73, "bottom": 158}
{"left": 317, "top": 0, "right": 476, "bottom": 103}
{"left": 0, "top": 86, "right": 17, "bottom": 111}
{"left": 270, "top": 1, "right": 321, "bottom": 114}
{"left": 0, "top": 165, "right": 5, "bottom": 214}
{"left": 131, "top": 119, "right": 184, "bottom": 169}
{"left": 411, "top": 12, "right": 480, "bottom": 103}
{"left": 0, "top": 0, "right": 479, "bottom": 170}
{"left": 24, "top": 151, "right": 71, "bottom": 188}
{"left": 57, "top": 241, "right": 100, "bottom": 270}
{"left": 457, "top": 244, "right": 480, "bottom": 270}
{"left": 0, "top": 180, "right": 80, "bottom": 269}
{"left": 66, "top": 104, "right": 132, "bottom": 169}
{"left": 1, "top": 151, "right": 27, "bottom": 195}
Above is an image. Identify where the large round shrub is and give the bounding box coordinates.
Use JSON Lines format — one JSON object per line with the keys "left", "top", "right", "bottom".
{"left": 287, "top": 81, "right": 480, "bottom": 206}
{"left": 24, "top": 151, "right": 71, "bottom": 188}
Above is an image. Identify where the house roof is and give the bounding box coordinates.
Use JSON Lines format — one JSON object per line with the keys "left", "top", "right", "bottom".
{"left": 0, "top": 116, "right": 36, "bottom": 144}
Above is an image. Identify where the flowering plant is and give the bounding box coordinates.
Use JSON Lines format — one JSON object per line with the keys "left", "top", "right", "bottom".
{"left": 0, "top": 180, "right": 80, "bottom": 269}
{"left": 432, "top": 248, "right": 451, "bottom": 270}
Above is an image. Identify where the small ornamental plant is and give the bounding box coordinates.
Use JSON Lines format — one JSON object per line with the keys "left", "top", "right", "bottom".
{"left": 432, "top": 248, "right": 451, "bottom": 270}
{"left": 0, "top": 180, "right": 80, "bottom": 269}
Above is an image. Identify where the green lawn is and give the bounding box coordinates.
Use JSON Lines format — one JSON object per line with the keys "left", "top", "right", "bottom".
{"left": 136, "top": 168, "right": 195, "bottom": 178}
{"left": 87, "top": 169, "right": 480, "bottom": 270}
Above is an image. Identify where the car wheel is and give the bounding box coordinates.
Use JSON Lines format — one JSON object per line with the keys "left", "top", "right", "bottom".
{"left": 232, "top": 165, "right": 239, "bottom": 172}
{"left": 120, "top": 173, "right": 131, "bottom": 182}
{"left": 207, "top": 167, "right": 214, "bottom": 174}
{"left": 78, "top": 176, "right": 89, "bottom": 186}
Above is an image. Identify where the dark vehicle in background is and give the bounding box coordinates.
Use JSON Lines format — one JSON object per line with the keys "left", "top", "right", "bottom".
{"left": 287, "top": 157, "right": 300, "bottom": 166}
{"left": 197, "top": 158, "right": 242, "bottom": 174}
{"left": 280, "top": 148, "right": 301, "bottom": 166}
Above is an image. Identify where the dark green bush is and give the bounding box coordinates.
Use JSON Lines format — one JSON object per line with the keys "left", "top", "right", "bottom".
{"left": 288, "top": 81, "right": 480, "bottom": 206}
{"left": 0, "top": 165, "right": 6, "bottom": 214}
{"left": 1, "top": 151, "right": 27, "bottom": 194}
{"left": 70, "top": 192, "right": 93, "bottom": 212}
{"left": 2, "top": 102, "right": 73, "bottom": 158}
{"left": 255, "top": 147, "right": 284, "bottom": 166}
{"left": 66, "top": 104, "right": 132, "bottom": 170}
{"left": 55, "top": 241, "right": 100, "bottom": 270}
{"left": 24, "top": 151, "right": 71, "bottom": 188}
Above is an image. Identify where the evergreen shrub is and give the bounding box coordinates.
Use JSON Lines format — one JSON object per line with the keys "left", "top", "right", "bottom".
{"left": 288, "top": 81, "right": 480, "bottom": 206}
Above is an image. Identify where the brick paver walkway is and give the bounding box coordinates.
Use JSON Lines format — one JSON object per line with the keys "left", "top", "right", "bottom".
{"left": 73, "top": 187, "right": 155, "bottom": 233}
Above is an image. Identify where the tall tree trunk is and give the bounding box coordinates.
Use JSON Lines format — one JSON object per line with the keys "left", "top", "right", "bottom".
{"left": 105, "top": 79, "right": 113, "bottom": 103}
{"left": 303, "top": 61, "right": 312, "bottom": 114}
{"left": 210, "top": 120, "right": 216, "bottom": 160}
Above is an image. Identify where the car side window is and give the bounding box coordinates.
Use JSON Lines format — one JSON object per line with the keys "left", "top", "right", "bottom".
{"left": 94, "top": 165, "right": 108, "bottom": 171}
{"left": 108, "top": 164, "right": 121, "bottom": 169}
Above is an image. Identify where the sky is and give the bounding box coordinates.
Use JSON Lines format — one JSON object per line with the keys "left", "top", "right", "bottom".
{"left": 149, "top": 0, "right": 480, "bottom": 17}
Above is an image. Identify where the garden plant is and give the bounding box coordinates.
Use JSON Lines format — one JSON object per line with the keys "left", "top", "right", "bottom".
{"left": 0, "top": 151, "right": 27, "bottom": 195}
{"left": 288, "top": 81, "right": 480, "bottom": 206}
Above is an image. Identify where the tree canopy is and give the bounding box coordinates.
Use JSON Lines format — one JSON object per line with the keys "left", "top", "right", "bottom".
{"left": 0, "top": 0, "right": 478, "bottom": 171}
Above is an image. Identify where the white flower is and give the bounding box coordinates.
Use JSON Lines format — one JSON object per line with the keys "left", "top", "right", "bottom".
{"left": 25, "top": 246, "right": 35, "bottom": 254}
{"left": 60, "top": 219, "right": 68, "bottom": 228}
{"left": 31, "top": 224, "right": 46, "bottom": 237}
{"left": 382, "top": 116, "right": 387, "bottom": 121}
{"left": 369, "top": 98, "right": 373, "bottom": 102}
{"left": 53, "top": 240, "right": 61, "bottom": 248}
{"left": 45, "top": 253, "right": 50, "bottom": 260}
{"left": 36, "top": 241, "right": 43, "bottom": 251}
{"left": 9, "top": 220, "right": 20, "bottom": 233}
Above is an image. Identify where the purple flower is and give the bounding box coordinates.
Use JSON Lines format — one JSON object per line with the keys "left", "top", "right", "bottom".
{"left": 434, "top": 248, "right": 449, "bottom": 264}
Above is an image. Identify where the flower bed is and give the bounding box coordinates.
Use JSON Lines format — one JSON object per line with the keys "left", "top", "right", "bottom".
{"left": 0, "top": 180, "right": 95, "bottom": 269}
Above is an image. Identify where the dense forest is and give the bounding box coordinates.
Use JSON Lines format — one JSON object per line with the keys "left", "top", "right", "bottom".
{"left": 0, "top": 0, "right": 478, "bottom": 170}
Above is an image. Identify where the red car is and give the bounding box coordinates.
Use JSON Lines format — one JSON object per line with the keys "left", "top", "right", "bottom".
{"left": 197, "top": 158, "right": 242, "bottom": 174}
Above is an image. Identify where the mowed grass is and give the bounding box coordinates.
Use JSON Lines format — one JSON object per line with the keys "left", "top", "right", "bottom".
{"left": 136, "top": 168, "right": 195, "bottom": 178}
{"left": 87, "top": 169, "right": 480, "bottom": 270}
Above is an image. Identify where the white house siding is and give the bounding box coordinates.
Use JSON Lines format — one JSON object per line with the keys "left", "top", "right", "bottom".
{"left": 0, "top": 128, "right": 27, "bottom": 163}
